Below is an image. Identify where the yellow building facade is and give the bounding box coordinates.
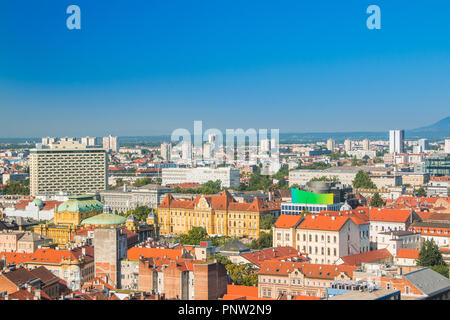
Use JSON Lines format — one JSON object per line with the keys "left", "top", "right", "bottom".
{"left": 34, "top": 196, "right": 103, "bottom": 246}
{"left": 157, "top": 191, "right": 280, "bottom": 239}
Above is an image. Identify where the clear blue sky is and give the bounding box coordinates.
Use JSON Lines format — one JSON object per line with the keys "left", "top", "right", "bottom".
{"left": 0, "top": 0, "right": 449, "bottom": 137}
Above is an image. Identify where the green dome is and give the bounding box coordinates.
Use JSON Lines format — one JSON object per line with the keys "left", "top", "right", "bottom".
{"left": 81, "top": 213, "right": 126, "bottom": 226}
{"left": 57, "top": 199, "right": 103, "bottom": 213}
{"left": 32, "top": 198, "right": 44, "bottom": 208}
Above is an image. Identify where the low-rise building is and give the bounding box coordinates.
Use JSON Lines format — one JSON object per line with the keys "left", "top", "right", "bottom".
{"left": 395, "top": 248, "right": 419, "bottom": 266}
{"left": 258, "top": 261, "right": 357, "bottom": 299}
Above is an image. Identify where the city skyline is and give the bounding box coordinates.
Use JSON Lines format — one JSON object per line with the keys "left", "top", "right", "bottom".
{"left": 1, "top": 1, "right": 450, "bottom": 137}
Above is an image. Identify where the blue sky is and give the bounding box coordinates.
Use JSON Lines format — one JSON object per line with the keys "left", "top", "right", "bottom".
{"left": 0, "top": 0, "right": 449, "bottom": 137}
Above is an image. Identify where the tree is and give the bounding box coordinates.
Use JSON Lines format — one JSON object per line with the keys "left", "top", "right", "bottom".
{"left": 178, "top": 227, "right": 209, "bottom": 245}
{"left": 352, "top": 170, "right": 376, "bottom": 189}
{"left": 430, "top": 265, "right": 449, "bottom": 278}
{"left": 416, "top": 187, "right": 427, "bottom": 197}
{"left": 0, "top": 179, "right": 30, "bottom": 195}
{"left": 351, "top": 156, "right": 359, "bottom": 166}
{"left": 124, "top": 206, "right": 153, "bottom": 221}
{"left": 225, "top": 263, "right": 258, "bottom": 286}
{"left": 133, "top": 177, "right": 153, "bottom": 187}
{"left": 370, "top": 192, "right": 383, "bottom": 207}
{"left": 248, "top": 230, "right": 273, "bottom": 250}
{"left": 260, "top": 214, "right": 275, "bottom": 230}
{"left": 417, "top": 239, "right": 447, "bottom": 269}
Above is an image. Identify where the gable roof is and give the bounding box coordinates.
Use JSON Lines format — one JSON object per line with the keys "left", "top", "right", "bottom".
{"left": 216, "top": 239, "right": 250, "bottom": 253}
{"left": 297, "top": 215, "right": 351, "bottom": 231}
{"left": 339, "top": 248, "right": 393, "bottom": 266}
{"left": 274, "top": 215, "right": 303, "bottom": 228}
{"left": 258, "top": 261, "right": 357, "bottom": 279}
{"left": 396, "top": 249, "right": 419, "bottom": 260}
{"left": 369, "top": 208, "right": 414, "bottom": 223}
{"left": 127, "top": 247, "right": 184, "bottom": 260}
{"left": 404, "top": 267, "right": 450, "bottom": 297}
{"left": 241, "top": 247, "right": 306, "bottom": 267}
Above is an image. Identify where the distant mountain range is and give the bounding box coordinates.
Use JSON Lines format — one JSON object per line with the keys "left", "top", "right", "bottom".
{"left": 279, "top": 116, "right": 450, "bottom": 143}
{"left": 407, "top": 116, "right": 450, "bottom": 139}
{"left": 1, "top": 116, "right": 448, "bottom": 144}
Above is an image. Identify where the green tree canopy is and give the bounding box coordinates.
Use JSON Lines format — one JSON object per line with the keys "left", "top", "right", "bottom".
{"left": 248, "top": 230, "right": 273, "bottom": 250}
{"left": 260, "top": 214, "right": 275, "bottom": 230}
{"left": 352, "top": 170, "right": 377, "bottom": 189}
{"left": 370, "top": 192, "right": 383, "bottom": 207}
{"left": 0, "top": 179, "right": 30, "bottom": 195}
{"left": 417, "top": 239, "right": 447, "bottom": 268}
{"left": 416, "top": 187, "right": 427, "bottom": 197}
{"left": 124, "top": 206, "right": 153, "bottom": 221}
{"left": 133, "top": 177, "right": 154, "bottom": 187}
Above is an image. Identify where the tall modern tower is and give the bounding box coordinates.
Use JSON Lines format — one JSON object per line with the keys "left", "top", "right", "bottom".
{"left": 103, "top": 135, "right": 118, "bottom": 153}
{"left": 160, "top": 142, "right": 172, "bottom": 161}
{"left": 30, "top": 140, "right": 108, "bottom": 196}
{"left": 389, "top": 130, "right": 405, "bottom": 154}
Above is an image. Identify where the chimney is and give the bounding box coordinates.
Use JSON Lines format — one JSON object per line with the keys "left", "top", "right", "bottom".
{"left": 331, "top": 216, "right": 336, "bottom": 221}
{"left": 82, "top": 248, "right": 86, "bottom": 256}
{"left": 311, "top": 215, "right": 315, "bottom": 220}
{"left": 35, "top": 289, "right": 41, "bottom": 300}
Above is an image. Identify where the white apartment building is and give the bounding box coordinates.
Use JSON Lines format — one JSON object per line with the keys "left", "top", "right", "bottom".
{"left": 389, "top": 130, "right": 404, "bottom": 154}
{"left": 29, "top": 140, "right": 108, "bottom": 196}
{"left": 160, "top": 142, "right": 172, "bottom": 161}
{"left": 161, "top": 167, "right": 240, "bottom": 188}
{"left": 273, "top": 215, "right": 304, "bottom": 248}
{"left": 103, "top": 135, "right": 118, "bottom": 152}
{"left": 368, "top": 208, "right": 418, "bottom": 250}
{"left": 81, "top": 136, "right": 96, "bottom": 146}
{"left": 289, "top": 169, "right": 359, "bottom": 187}
{"left": 377, "top": 230, "right": 422, "bottom": 255}
{"left": 294, "top": 215, "right": 362, "bottom": 265}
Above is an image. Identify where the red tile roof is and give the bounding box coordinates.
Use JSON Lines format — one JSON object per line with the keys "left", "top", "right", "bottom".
{"left": 0, "top": 252, "right": 33, "bottom": 265}
{"left": 127, "top": 247, "right": 184, "bottom": 261}
{"left": 159, "top": 190, "right": 280, "bottom": 212}
{"left": 241, "top": 247, "right": 307, "bottom": 267}
{"left": 396, "top": 249, "right": 419, "bottom": 260}
{"left": 274, "top": 215, "right": 303, "bottom": 228}
{"left": 222, "top": 285, "right": 258, "bottom": 300}
{"left": 339, "top": 248, "right": 393, "bottom": 266}
{"left": 368, "top": 208, "right": 414, "bottom": 223}
{"left": 258, "top": 261, "right": 357, "bottom": 279}
{"left": 297, "top": 215, "right": 351, "bottom": 231}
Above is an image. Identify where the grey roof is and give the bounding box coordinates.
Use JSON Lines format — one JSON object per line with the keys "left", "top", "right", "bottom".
{"left": 404, "top": 267, "right": 450, "bottom": 297}
{"left": 216, "top": 239, "right": 250, "bottom": 253}
{"left": 137, "top": 184, "right": 172, "bottom": 191}
{"left": 411, "top": 221, "right": 450, "bottom": 229}
{"left": 378, "top": 230, "right": 418, "bottom": 236}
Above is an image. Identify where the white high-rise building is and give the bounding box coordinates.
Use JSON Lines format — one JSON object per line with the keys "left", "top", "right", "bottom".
{"left": 29, "top": 140, "right": 107, "bottom": 196}
{"left": 344, "top": 139, "right": 352, "bottom": 152}
{"left": 389, "top": 130, "right": 405, "bottom": 154}
{"left": 181, "top": 141, "right": 192, "bottom": 160}
{"left": 41, "top": 137, "right": 56, "bottom": 146}
{"left": 418, "top": 139, "right": 429, "bottom": 152}
{"left": 445, "top": 139, "right": 450, "bottom": 154}
{"left": 81, "top": 136, "right": 96, "bottom": 146}
{"left": 160, "top": 142, "right": 172, "bottom": 161}
{"left": 103, "top": 135, "right": 118, "bottom": 153}
{"left": 203, "top": 142, "right": 214, "bottom": 160}
{"left": 327, "top": 139, "right": 336, "bottom": 151}
{"left": 362, "top": 139, "right": 370, "bottom": 151}
{"left": 162, "top": 167, "right": 240, "bottom": 188}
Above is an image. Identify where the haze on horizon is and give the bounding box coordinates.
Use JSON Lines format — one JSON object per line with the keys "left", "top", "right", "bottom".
{"left": 1, "top": 1, "right": 449, "bottom": 138}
